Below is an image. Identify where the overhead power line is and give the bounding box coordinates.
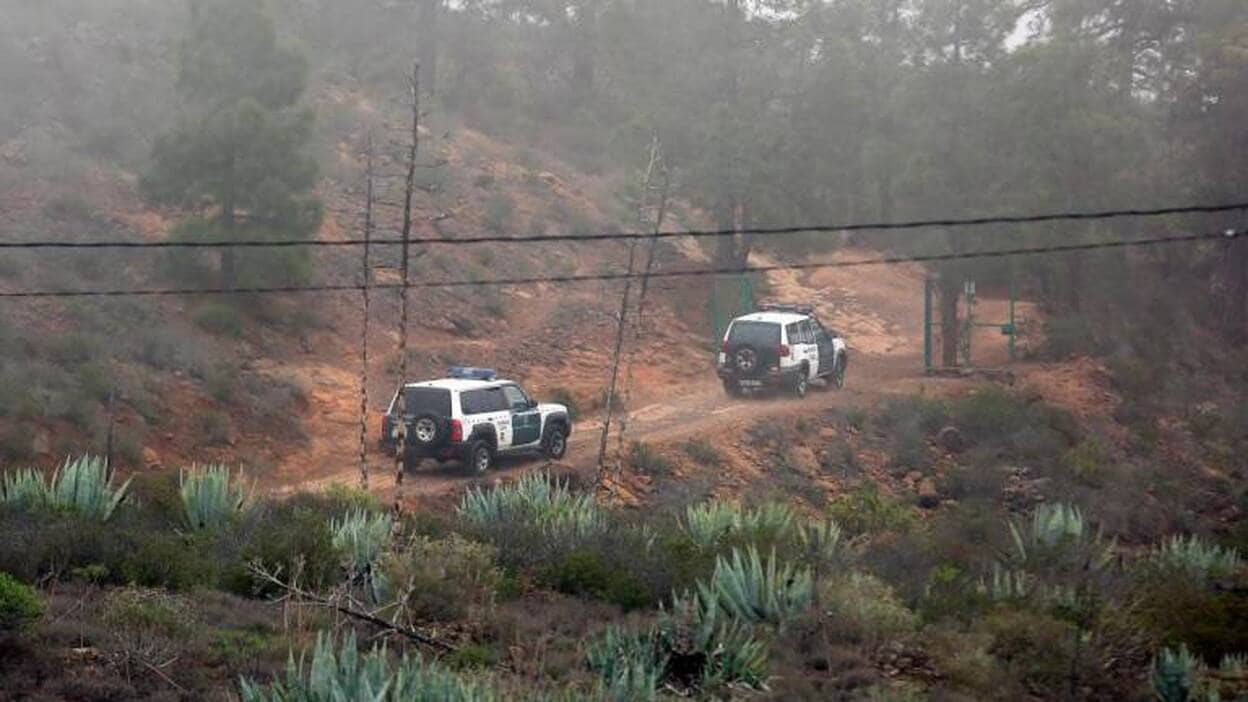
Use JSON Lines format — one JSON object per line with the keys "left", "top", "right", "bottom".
{"left": 0, "top": 228, "right": 1236, "bottom": 300}
{"left": 1, "top": 201, "right": 1245, "bottom": 250}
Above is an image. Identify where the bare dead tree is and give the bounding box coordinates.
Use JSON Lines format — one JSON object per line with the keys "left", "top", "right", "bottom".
{"left": 394, "top": 62, "right": 420, "bottom": 516}
{"left": 596, "top": 242, "right": 637, "bottom": 486}
{"left": 358, "top": 132, "right": 376, "bottom": 491}
{"left": 247, "top": 561, "right": 456, "bottom": 653}
{"left": 615, "top": 134, "right": 670, "bottom": 459}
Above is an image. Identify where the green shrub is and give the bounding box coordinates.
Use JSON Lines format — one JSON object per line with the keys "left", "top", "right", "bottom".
{"left": 829, "top": 483, "right": 915, "bottom": 536}
{"left": 240, "top": 630, "right": 496, "bottom": 701}
{"left": 320, "top": 483, "right": 385, "bottom": 514}
{"left": 205, "top": 361, "right": 240, "bottom": 401}
{"left": 878, "top": 396, "right": 948, "bottom": 434}
{"left": 113, "top": 526, "right": 219, "bottom": 590}
{"left": 697, "top": 546, "right": 813, "bottom": 627}
{"left": 546, "top": 387, "right": 579, "bottom": 421}
{"left": 482, "top": 192, "right": 514, "bottom": 232}
{"left": 679, "top": 438, "right": 723, "bottom": 465}
{"left": 181, "top": 464, "right": 249, "bottom": 530}
{"left": 378, "top": 534, "right": 500, "bottom": 623}
{"left": 194, "top": 302, "right": 245, "bottom": 337}
{"left": 820, "top": 572, "right": 917, "bottom": 644}
{"left": 231, "top": 497, "right": 341, "bottom": 596}
{"left": 542, "top": 548, "right": 650, "bottom": 610}
{"left": 628, "top": 441, "right": 673, "bottom": 476}
{"left": 202, "top": 410, "right": 233, "bottom": 446}
{"left": 0, "top": 572, "right": 43, "bottom": 633}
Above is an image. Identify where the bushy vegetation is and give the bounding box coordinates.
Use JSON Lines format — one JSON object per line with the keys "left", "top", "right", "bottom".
{"left": 0, "top": 572, "right": 44, "bottom": 634}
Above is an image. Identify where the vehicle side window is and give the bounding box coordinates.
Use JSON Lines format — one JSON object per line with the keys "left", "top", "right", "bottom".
{"left": 501, "top": 385, "right": 530, "bottom": 411}
{"left": 482, "top": 387, "right": 509, "bottom": 413}
{"left": 461, "top": 389, "right": 485, "bottom": 415}
{"left": 785, "top": 322, "right": 800, "bottom": 345}
{"left": 796, "top": 320, "right": 811, "bottom": 344}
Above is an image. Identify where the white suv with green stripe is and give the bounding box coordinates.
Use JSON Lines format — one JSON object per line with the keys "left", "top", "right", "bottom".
{"left": 381, "top": 368, "right": 572, "bottom": 474}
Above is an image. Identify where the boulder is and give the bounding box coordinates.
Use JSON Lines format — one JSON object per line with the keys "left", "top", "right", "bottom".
{"left": 937, "top": 426, "right": 966, "bottom": 453}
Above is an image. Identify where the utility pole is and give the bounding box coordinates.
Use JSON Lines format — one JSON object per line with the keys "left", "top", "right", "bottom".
{"left": 394, "top": 62, "right": 419, "bottom": 516}
{"left": 358, "top": 132, "right": 376, "bottom": 491}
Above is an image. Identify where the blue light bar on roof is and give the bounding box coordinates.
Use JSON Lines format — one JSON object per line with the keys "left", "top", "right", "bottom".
{"left": 448, "top": 366, "right": 497, "bottom": 381}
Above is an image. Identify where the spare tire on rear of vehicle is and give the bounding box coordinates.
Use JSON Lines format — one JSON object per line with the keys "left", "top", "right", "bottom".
{"left": 408, "top": 412, "right": 448, "bottom": 447}
{"left": 732, "top": 344, "right": 763, "bottom": 377}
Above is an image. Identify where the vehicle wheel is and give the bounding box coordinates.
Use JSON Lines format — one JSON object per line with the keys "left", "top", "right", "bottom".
{"left": 723, "top": 380, "right": 743, "bottom": 398}
{"left": 466, "top": 440, "right": 494, "bottom": 475}
{"left": 793, "top": 369, "right": 809, "bottom": 398}
{"left": 833, "top": 356, "right": 847, "bottom": 390}
{"left": 544, "top": 424, "right": 568, "bottom": 460}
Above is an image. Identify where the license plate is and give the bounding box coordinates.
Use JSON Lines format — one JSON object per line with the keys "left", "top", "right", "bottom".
{"left": 740, "top": 380, "right": 763, "bottom": 387}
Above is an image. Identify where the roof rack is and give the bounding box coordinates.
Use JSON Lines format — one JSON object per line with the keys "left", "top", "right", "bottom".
{"left": 448, "top": 366, "right": 497, "bottom": 381}
{"left": 755, "top": 301, "right": 816, "bottom": 316}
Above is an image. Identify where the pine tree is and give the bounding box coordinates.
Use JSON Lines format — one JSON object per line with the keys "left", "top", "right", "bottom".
{"left": 142, "top": 0, "right": 321, "bottom": 292}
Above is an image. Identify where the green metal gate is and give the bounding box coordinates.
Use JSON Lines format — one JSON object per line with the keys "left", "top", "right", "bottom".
{"left": 710, "top": 273, "right": 755, "bottom": 346}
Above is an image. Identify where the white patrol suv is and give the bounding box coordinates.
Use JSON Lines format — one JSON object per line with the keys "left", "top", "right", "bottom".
{"left": 716, "top": 303, "right": 848, "bottom": 397}
{"left": 381, "top": 367, "right": 572, "bottom": 474}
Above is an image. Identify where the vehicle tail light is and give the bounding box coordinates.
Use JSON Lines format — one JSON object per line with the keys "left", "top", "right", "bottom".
{"left": 721, "top": 340, "right": 730, "bottom": 353}
{"left": 778, "top": 345, "right": 790, "bottom": 357}
{"left": 449, "top": 419, "right": 463, "bottom": 443}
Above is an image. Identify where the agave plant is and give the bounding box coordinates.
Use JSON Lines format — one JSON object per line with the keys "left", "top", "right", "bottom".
{"left": 180, "top": 464, "right": 248, "bottom": 530}
{"left": 1151, "top": 644, "right": 1204, "bottom": 702}
{"left": 46, "top": 455, "right": 130, "bottom": 521}
{"left": 1220, "top": 653, "right": 1247, "bottom": 676}
{"left": 798, "top": 519, "right": 844, "bottom": 566}
{"left": 682, "top": 501, "right": 744, "bottom": 547}
{"left": 239, "top": 630, "right": 496, "bottom": 701}
{"left": 682, "top": 501, "right": 798, "bottom": 549}
{"left": 1150, "top": 535, "right": 1243, "bottom": 582}
{"left": 699, "top": 546, "right": 813, "bottom": 627}
{"left": 1007, "top": 502, "right": 1113, "bottom": 570}
{"left": 585, "top": 626, "right": 666, "bottom": 701}
{"left": 1, "top": 468, "right": 51, "bottom": 510}
{"left": 657, "top": 590, "right": 768, "bottom": 689}
{"left": 332, "top": 509, "right": 394, "bottom": 579}
{"left": 982, "top": 563, "right": 1033, "bottom": 601}
{"left": 457, "top": 472, "right": 602, "bottom": 542}
{"left": 739, "top": 502, "right": 797, "bottom": 542}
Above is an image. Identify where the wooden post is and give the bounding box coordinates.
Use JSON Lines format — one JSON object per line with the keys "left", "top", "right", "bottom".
{"left": 358, "top": 133, "right": 376, "bottom": 491}
{"left": 394, "top": 62, "right": 420, "bottom": 515}
{"left": 615, "top": 134, "right": 670, "bottom": 459}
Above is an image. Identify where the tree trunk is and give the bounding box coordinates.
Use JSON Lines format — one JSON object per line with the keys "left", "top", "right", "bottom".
{"left": 418, "top": 0, "right": 440, "bottom": 96}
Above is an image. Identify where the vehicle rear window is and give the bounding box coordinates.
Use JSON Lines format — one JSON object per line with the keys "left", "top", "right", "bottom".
{"left": 404, "top": 387, "right": 451, "bottom": 416}
{"left": 727, "top": 321, "right": 780, "bottom": 346}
